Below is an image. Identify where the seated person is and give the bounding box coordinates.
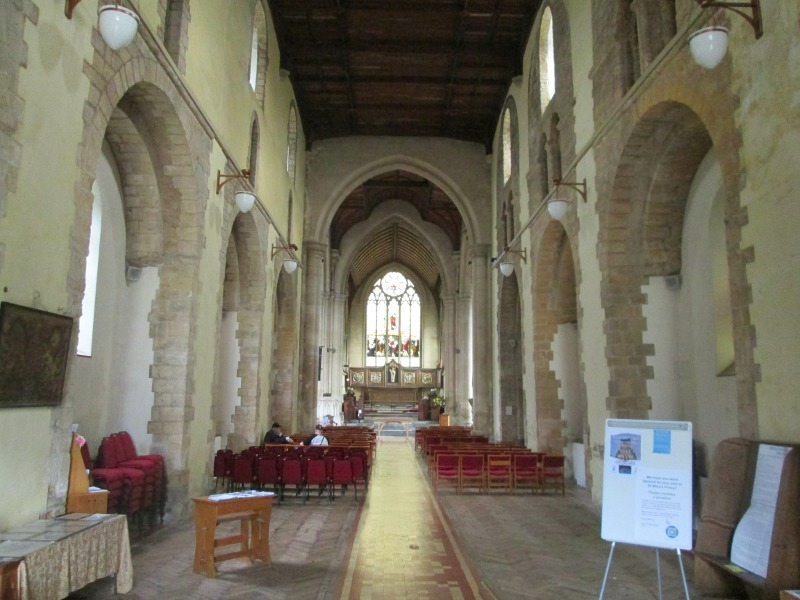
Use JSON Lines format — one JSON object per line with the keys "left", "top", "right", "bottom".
{"left": 263, "top": 422, "right": 293, "bottom": 444}
{"left": 304, "top": 425, "right": 329, "bottom": 446}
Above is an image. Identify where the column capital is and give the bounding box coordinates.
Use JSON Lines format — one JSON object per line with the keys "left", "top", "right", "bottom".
{"left": 302, "top": 239, "right": 328, "bottom": 257}
{"left": 470, "top": 243, "right": 492, "bottom": 261}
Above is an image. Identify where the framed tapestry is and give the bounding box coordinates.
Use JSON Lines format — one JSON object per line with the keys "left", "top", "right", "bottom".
{"left": 0, "top": 302, "right": 74, "bottom": 408}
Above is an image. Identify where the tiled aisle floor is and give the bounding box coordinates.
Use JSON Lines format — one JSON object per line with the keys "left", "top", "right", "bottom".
{"left": 70, "top": 438, "right": 738, "bottom": 599}
{"left": 338, "top": 440, "right": 481, "bottom": 599}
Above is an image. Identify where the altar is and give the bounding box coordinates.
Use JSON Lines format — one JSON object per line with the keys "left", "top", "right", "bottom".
{"left": 347, "top": 363, "right": 441, "bottom": 410}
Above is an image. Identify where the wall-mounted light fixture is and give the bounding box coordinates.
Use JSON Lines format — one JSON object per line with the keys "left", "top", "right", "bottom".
{"left": 689, "top": 0, "right": 762, "bottom": 69}
{"left": 66, "top": 1, "right": 140, "bottom": 51}
{"left": 492, "top": 247, "right": 527, "bottom": 278}
{"left": 272, "top": 243, "right": 300, "bottom": 274}
{"left": 549, "top": 178, "right": 587, "bottom": 221}
{"left": 215, "top": 169, "right": 256, "bottom": 213}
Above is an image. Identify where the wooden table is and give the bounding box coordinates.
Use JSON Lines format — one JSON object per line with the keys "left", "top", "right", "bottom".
{"left": 192, "top": 493, "right": 274, "bottom": 578}
{"left": 0, "top": 513, "right": 132, "bottom": 600}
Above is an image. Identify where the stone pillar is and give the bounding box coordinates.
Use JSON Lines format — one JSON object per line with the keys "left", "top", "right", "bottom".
{"left": 455, "top": 292, "right": 472, "bottom": 424}
{"left": 441, "top": 294, "right": 456, "bottom": 406}
{"left": 299, "top": 241, "right": 327, "bottom": 430}
{"left": 471, "top": 243, "right": 492, "bottom": 435}
{"left": 329, "top": 293, "right": 348, "bottom": 395}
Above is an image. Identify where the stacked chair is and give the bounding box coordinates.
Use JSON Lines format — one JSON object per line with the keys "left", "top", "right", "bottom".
{"left": 83, "top": 431, "right": 166, "bottom": 535}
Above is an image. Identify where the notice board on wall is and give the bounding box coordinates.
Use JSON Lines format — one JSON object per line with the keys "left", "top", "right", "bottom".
{"left": 601, "top": 419, "right": 693, "bottom": 550}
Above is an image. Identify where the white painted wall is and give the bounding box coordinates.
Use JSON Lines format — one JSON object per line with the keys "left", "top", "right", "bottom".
{"left": 214, "top": 311, "right": 241, "bottom": 446}
{"left": 72, "top": 144, "right": 157, "bottom": 456}
{"left": 552, "top": 322, "right": 582, "bottom": 443}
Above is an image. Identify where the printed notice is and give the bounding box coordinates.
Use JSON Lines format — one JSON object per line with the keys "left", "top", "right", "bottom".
{"left": 730, "top": 444, "right": 790, "bottom": 577}
{"left": 633, "top": 468, "right": 692, "bottom": 549}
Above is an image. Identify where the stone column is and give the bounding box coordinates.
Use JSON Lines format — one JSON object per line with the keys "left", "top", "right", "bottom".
{"left": 471, "top": 243, "right": 492, "bottom": 435}
{"left": 455, "top": 292, "right": 472, "bottom": 424}
{"left": 299, "top": 240, "right": 327, "bottom": 430}
{"left": 441, "top": 294, "right": 455, "bottom": 406}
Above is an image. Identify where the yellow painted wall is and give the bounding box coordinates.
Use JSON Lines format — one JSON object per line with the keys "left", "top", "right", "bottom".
{"left": 0, "top": 2, "right": 95, "bottom": 528}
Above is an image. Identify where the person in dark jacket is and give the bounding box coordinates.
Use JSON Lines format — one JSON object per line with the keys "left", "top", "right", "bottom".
{"left": 264, "top": 422, "right": 293, "bottom": 444}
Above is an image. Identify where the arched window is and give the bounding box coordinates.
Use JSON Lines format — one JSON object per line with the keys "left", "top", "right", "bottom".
{"left": 502, "top": 107, "right": 512, "bottom": 185}
{"left": 249, "top": 3, "right": 268, "bottom": 104}
{"left": 248, "top": 115, "right": 259, "bottom": 185}
{"left": 365, "top": 271, "right": 421, "bottom": 368}
{"left": 78, "top": 189, "right": 102, "bottom": 356}
{"left": 539, "top": 6, "right": 556, "bottom": 112}
{"left": 286, "top": 103, "right": 298, "bottom": 184}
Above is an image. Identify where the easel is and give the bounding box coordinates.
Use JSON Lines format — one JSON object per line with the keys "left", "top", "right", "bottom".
{"left": 598, "top": 541, "right": 691, "bottom": 600}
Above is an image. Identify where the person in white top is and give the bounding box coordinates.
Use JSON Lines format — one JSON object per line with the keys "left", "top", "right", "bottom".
{"left": 305, "top": 425, "right": 329, "bottom": 446}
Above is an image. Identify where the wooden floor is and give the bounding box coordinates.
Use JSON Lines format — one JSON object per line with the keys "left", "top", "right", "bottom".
{"left": 68, "top": 438, "right": 736, "bottom": 599}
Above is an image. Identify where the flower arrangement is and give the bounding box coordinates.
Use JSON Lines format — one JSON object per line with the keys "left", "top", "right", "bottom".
{"left": 431, "top": 396, "right": 445, "bottom": 407}
{"left": 75, "top": 434, "right": 86, "bottom": 447}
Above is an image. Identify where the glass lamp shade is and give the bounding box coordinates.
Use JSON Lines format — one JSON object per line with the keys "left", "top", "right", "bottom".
{"left": 499, "top": 262, "right": 514, "bottom": 277}
{"left": 689, "top": 26, "right": 729, "bottom": 70}
{"left": 98, "top": 5, "right": 140, "bottom": 50}
{"left": 547, "top": 198, "right": 568, "bottom": 221}
{"left": 283, "top": 259, "right": 298, "bottom": 274}
{"left": 235, "top": 191, "right": 256, "bottom": 212}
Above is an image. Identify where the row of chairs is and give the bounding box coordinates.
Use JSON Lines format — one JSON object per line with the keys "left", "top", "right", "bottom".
{"left": 81, "top": 432, "right": 166, "bottom": 533}
{"left": 214, "top": 447, "right": 368, "bottom": 501}
{"left": 415, "top": 426, "right": 473, "bottom": 452}
{"left": 433, "top": 452, "right": 565, "bottom": 495}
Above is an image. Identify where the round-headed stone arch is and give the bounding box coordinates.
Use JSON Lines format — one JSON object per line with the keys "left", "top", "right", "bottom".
{"left": 598, "top": 100, "right": 755, "bottom": 430}
{"left": 532, "top": 219, "right": 579, "bottom": 455}
{"left": 66, "top": 50, "right": 213, "bottom": 513}
{"left": 269, "top": 265, "right": 298, "bottom": 428}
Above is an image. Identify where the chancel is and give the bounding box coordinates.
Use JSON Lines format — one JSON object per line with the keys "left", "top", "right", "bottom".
{"left": 1, "top": 0, "right": 799, "bottom": 598}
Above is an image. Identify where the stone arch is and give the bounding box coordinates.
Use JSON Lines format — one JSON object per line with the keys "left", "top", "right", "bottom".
{"left": 498, "top": 271, "right": 524, "bottom": 444}
{"left": 599, "top": 101, "right": 740, "bottom": 422}
{"left": 314, "top": 155, "right": 482, "bottom": 248}
{"left": 270, "top": 267, "right": 298, "bottom": 428}
{"left": 333, "top": 199, "right": 457, "bottom": 296}
{"left": 532, "top": 220, "right": 580, "bottom": 455}
{"left": 225, "top": 211, "right": 268, "bottom": 450}
{"left": 64, "top": 49, "right": 212, "bottom": 512}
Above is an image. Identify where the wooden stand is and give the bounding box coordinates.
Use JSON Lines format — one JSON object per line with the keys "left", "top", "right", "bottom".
{"left": 66, "top": 434, "right": 108, "bottom": 514}
{"left": 192, "top": 494, "right": 273, "bottom": 578}
{"left": 695, "top": 439, "right": 800, "bottom": 599}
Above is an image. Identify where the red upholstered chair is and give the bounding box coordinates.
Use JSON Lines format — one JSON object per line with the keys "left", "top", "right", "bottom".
{"left": 255, "top": 454, "right": 280, "bottom": 495}
{"left": 486, "top": 455, "right": 513, "bottom": 493}
{"left": 213, "top": 450, "right": 233, "bottom": 492}
{"left": 513, "top": 453, "right": 542, "bottom": 494}
{"left": 331, "top": 457, "right": 355, "bottom": 499}
{"left": 459, "top": 454, "right": 485, "bottom": 494}
{"left": 434, "top": 454, "right": 460, "bottom": 493}
{"left": 280, "top": 456, "right": 303, "bottom": 501}
{"left": 304, "top": 457, "right": 329, "bottom": 501}
{"left": 82, "top": 440, "right": 124, "bottom": 513}
{"left": 230, "top": 454, "right": 255, "bottom": 490}
{"left": 542, "top": 455, "right": 566, "bottom": 495}
{"left": 96, "top": 437, "right": 147, "bottom": 520}
{"left": 116, "top": 431, "right": 166, "bottom": 518}
{"left": 108, "top": 434, "right": 158, "bottom": 523}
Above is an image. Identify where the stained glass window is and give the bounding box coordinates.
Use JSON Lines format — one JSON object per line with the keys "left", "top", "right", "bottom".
{"left": 365, "top": 272, "right": 421, "bottom": 367}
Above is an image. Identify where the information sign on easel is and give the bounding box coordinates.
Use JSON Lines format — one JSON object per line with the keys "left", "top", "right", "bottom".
{"left": 598, "top": 419, "right": 693, "bottom": 600}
